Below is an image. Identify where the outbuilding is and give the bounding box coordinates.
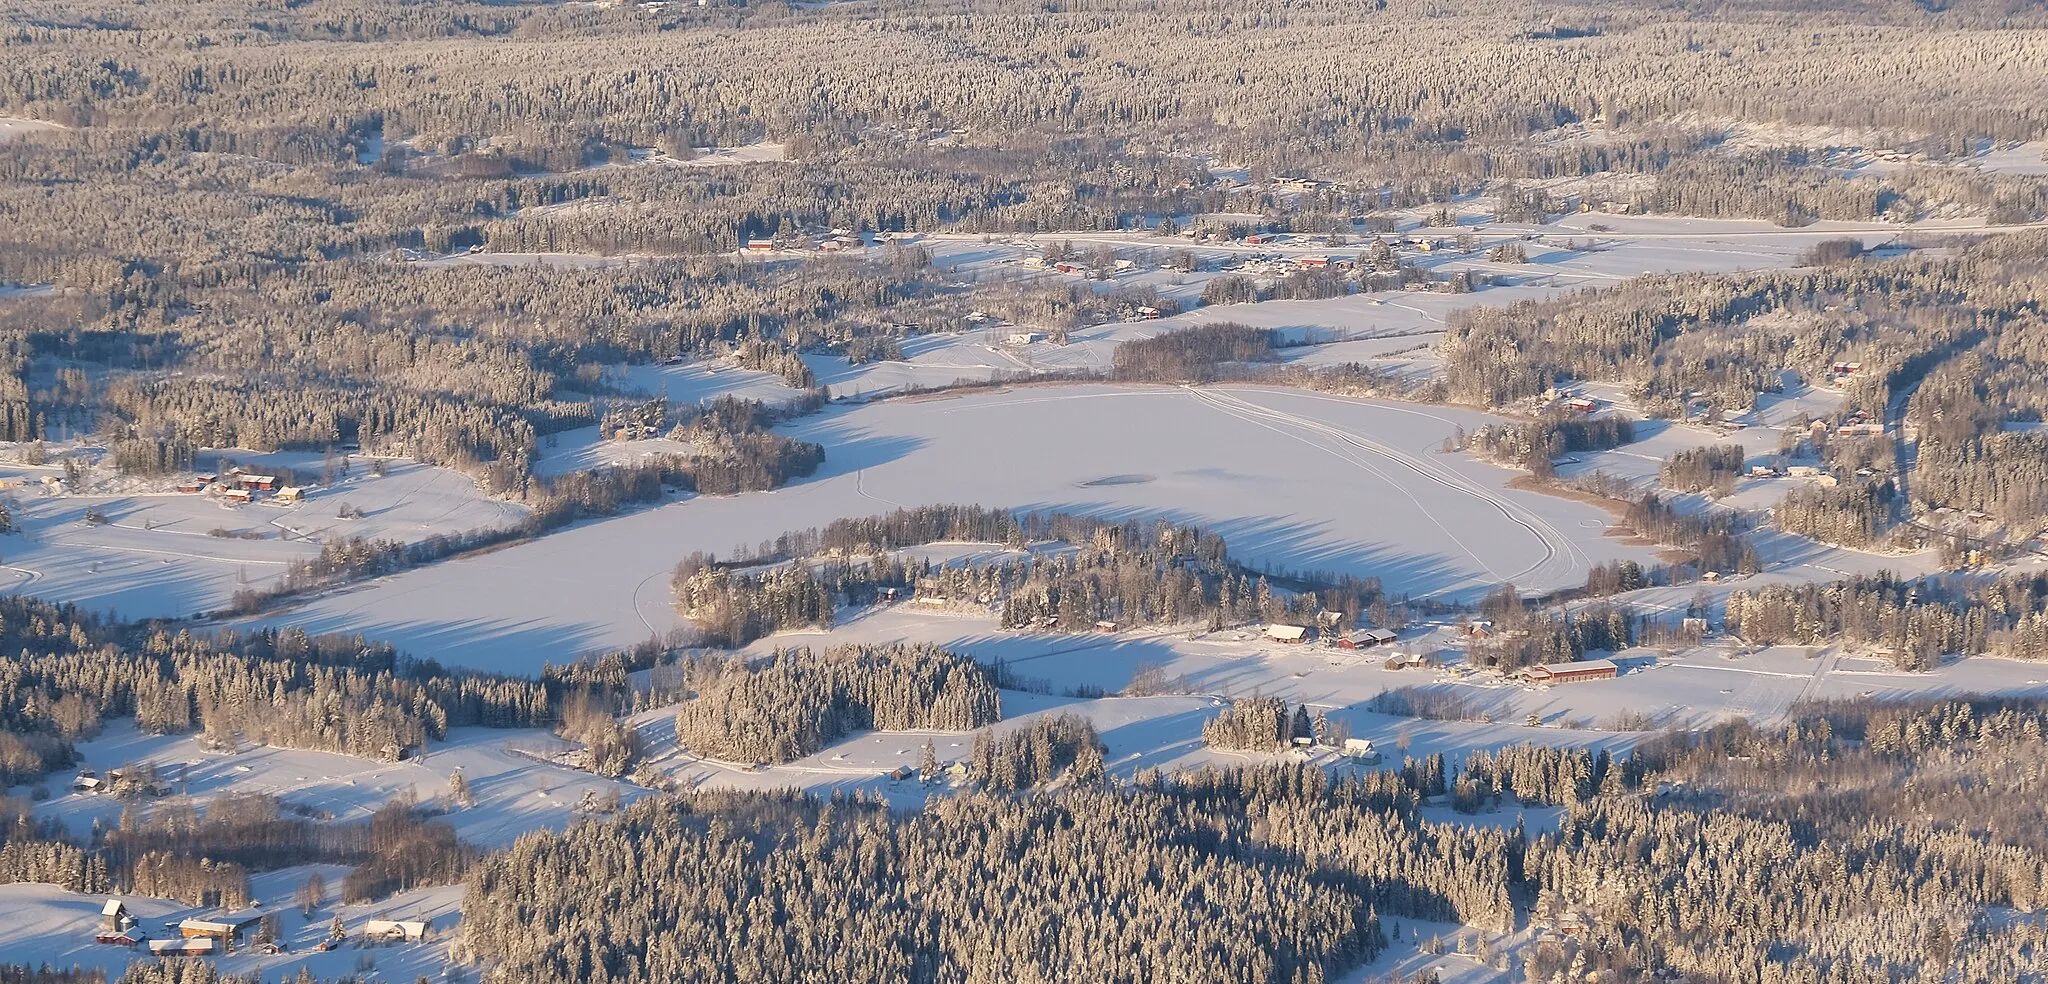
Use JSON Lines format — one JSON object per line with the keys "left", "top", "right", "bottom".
{"left": 1517, "top": 658, "right": 1620, "bottom": 685}
{"left": 149, "top": 939, "right": 216, "bottom": 957}
{"left": 1264, "top": 624, "right": 1310, "bottom": 644}
{"left": 179, "top": 914, "right": 262, "bottom": 948}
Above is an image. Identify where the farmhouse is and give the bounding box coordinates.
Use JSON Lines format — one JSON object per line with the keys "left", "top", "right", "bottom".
{"left": 1518, "top": 658, "right": 1620, "bottom": 685}
{"left": 1093, "top": 619, "right": 1121, "bottom": 633}
{"left": 1243, "top": 233, "right": 1277, "bottom": 245}
{"left": 222, "top": 488, "right": 253, "bottom": 503}
{"left": 1134, "top": 306, "right": 1162, "bottom": 319}
{"left": 274, "top": 485, "right": 305, "bottom": 504}
{"left": 1341, "top": 738, "right": 1381, "bottom": 762}
{"left": 1385, "top": 648, "right": 1439, "bottom": 670}
{"left": 1831, "top": 360, "right": 1863, "bottom": 376}
{"left": 238, "top": 474, "right": 277, "bottom": 491}
{"left": 175, "top": 481, "right": 206, "bottom": 493}
{"left": 1264, "top": 624, "right": 1310, "bottom": 644}
{"left": 1295, "top": 255, "right": 1330, "bottom": 269}
{"left": 363, "top": 919, "right": 428, "bottom": 943}
{"left": 71, "top": 772, "right": 103, "bottom": 793}
{"left": 95, "top": 931, "right": 144, "bottom": 947}
{"left": 1006, "top": 331, "right": 1045, "bottom": 345}
{"left": 744, "top": 239, "right": 774, "bottom": 251}
{"left": 1562, "top": 396, "right": 1599, "bottom": 414}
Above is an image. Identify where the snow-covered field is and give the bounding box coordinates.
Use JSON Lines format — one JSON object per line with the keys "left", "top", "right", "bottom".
{"left": 0, "top": 116, "right": 63, "bottom": 142}
{"left": 0, "top": 451, "right": 527, "bottom": 617}
{"left": 16, "top": 721, "right": 643, "bottom": 848}
{"left": 0, "top": 878, "right": 462, "bottom": 983}
{"left": 250, "top": 384, "right": 1659, "bottom": 672}
{"left": 810, "top": 213, "right": 2003, "bottom": 399}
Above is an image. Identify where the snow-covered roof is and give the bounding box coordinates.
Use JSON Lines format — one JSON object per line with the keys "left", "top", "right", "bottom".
{"left": 1264, "top": 624, "right": 1308, "bottom": 641}
{"left": 364, "top": 919, "right": 427, "bottom": 939}
{"left": 1529, "top": 658, "right": 1618, "bottom": 675}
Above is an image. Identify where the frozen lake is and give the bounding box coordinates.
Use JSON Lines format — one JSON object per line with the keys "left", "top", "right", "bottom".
{"left": 254, "top": 384, "right": 1658, "bottom": 672}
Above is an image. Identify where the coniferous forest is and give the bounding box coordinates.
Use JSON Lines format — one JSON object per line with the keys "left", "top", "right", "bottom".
{"left": 8, "top": 0, "right": 2048, "bottom": 981}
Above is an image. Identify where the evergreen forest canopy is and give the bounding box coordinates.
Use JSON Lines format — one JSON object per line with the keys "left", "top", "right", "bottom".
{"left": 0, "top": 0, "right": 2046, "bottom": 504}
{"left": 6, "top": 0, "right": 2048, "bottom": 981}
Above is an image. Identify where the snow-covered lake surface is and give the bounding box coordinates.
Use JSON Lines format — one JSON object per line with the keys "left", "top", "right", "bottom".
{"left": 249, "top": 384, "right": 1660, "bottom": 672}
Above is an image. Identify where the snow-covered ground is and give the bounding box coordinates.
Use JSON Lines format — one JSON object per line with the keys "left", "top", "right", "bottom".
{"left": 248, "top": 384, "right": 1659, "bottom": 672}
{"left": 1975, "top": 141, "right": 2048, "bottom": 176}
{"left": 14, "top": 721, "right": 644, "bottom": 848}
{"left": 0, "top": 116, "right": 63, "bottom": 142}
{"left": 0, "top": 877, "right": 462, "bottom": 983}
{"left": 711, "top": 602, "right": 2039, "bottom": 736}
{"left": 0, "top": 451, "right": 526, "bottom": 618}
{"left": 812, "top": 213, "right": 2004, "bottom": 398}
{"left": 532, "top": 362, "right": 811, "bottom": 476}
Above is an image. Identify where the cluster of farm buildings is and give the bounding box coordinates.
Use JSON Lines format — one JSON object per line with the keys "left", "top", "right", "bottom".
{"left": 170, "top": 468, "right": 309, "bottom": 505}
{"left": 92, "top": 900, "right": 427, "bottom": 957}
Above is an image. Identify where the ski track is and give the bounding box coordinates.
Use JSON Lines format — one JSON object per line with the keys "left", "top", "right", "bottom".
{"left": 1186, "top": 387, "right": 1590, "bottom": 592}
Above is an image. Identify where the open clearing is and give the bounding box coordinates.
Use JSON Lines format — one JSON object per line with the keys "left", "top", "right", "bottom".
{"left": 0, "top": 451, "right": 527, "bottom": 617}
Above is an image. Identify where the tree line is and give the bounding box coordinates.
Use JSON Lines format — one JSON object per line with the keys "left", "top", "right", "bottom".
{"left": 673, "top": 644, "right": 1001, "bottom": 765}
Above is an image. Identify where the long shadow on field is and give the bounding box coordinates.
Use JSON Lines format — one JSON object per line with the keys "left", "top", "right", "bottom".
{"left": 1097, "top": 707, "right": 1213, "bottom": 775}
{"left": 778, "top": 414, "right": 928, "bottom": 485}
{"left": 935, "top": 632, "right": 1193, "bottom": 697}
{"left": 256, "top": 611, "right": 616, "bottom": 676}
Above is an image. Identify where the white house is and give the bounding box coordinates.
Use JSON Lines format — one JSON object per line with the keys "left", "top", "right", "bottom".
{"left": 363, "top": 919, "right": 428, "bottom": 943}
